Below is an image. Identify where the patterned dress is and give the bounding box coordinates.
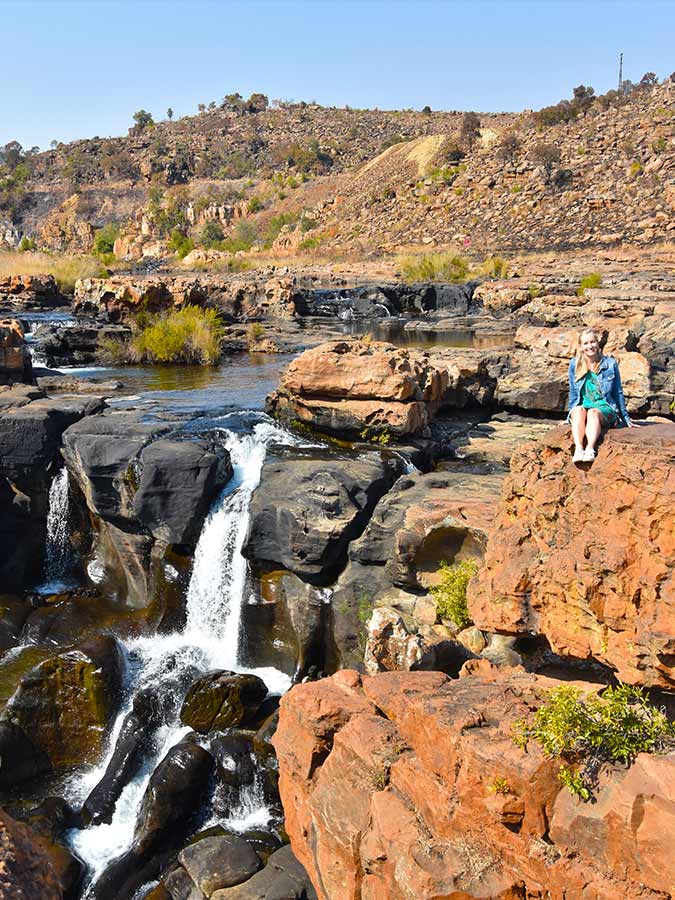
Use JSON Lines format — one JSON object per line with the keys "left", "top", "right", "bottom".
{"left": 580, "top": 371, "right": 617, "bottom": 426}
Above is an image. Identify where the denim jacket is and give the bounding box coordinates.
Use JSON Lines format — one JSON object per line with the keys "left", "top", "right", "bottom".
{"left": 567, "top": 355, "right": 631, "bottom": 425}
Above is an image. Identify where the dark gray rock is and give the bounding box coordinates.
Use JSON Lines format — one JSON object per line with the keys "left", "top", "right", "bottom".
{"left": 33, "top": 322, "right": 132, "bottom": 367}
{"left": 179, "top": 834, "right": 263, "bottom": 894}
{"left": 0, "top": 721, "right": 51, "bottom": 790}
{"left": 0, "top": 393, "right": 104, "bottom": 590}
{"left": 243, "top": 453, "right": 402, "bottom": 584}
{"left": 91, "top": 741, "right": 214, "bottom": 900}
{"left": 133, "top": 439, "right": 232, "bottom": 545}
{"left": 62, "top": 413, "right": 172, "bottom": 524}
{"left": 180, "top": 671, "right": 268, "bottom": 733}
{"left": 82, "top": 685, "right": 176, "bottom": 826}
{"left": 208, "top": 845, "right": 317, "bottom": 900}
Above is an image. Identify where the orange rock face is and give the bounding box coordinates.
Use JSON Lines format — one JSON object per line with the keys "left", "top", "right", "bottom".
{"left": 273, "top": 669, "right": 675, "bottom": 900}
{"left": 469, "top": 422, "right": 675, "bottom": 688}
{"left": 267, "top": 340, "right": 448, "bottom": 438}
{"left": 0, "top": 319, "right": 32, "bottom": 384}
{"left": 0, "top": 809, "right": 62, "bottom": 900}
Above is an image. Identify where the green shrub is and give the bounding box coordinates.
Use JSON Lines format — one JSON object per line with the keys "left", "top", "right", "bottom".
{"left": 93, "top": 223, "right": 120, "bottom": 257}
{"left": 134, "top": 305, "right": 224, "bottom": 364}
{"left": 200, "top": 220, "right": 225, "bottom": 248}
{"left": 248, "top": 322, "right": 265, "bottom": 342}
{"left": 298, "top": 234, "right": 324, "bottom": 252}
{"left": 99, "top": 305, "right": 226, "bottom": 365}
{"left": 18, "top": 236, "right": 37, "bottom": 252}
{"left": 168, "top": 229, "right": 195, "bottom": 259}
{"left": 263, "top": 211, "right": 298, "bottom": 247}
{"left": 630, "top": 160, "right": 643, "bottom": 177}
{"left": 577, "top": 272, "right": 602, "bottom": 295}
{"left": 481, "top": 255, "right": 509, "bottom": 278}
{"left": 220, "top": 220, "right": 259, "bottom": 254}
{"left": 512, "top": 684, "right": 675, "bottom": 801}
{"left": 398, "top": 252, "right": 470, "bottom": 284}
{"left": 247, "top": 196, "right": 263, "bottom": 213}
{"left": 300, "top": 215, "right": 316, "bottom": 233}
{"left": 429, "top": 559, "right": 478, "bottom": 629}
{"left": 652, "top": 136, "right": 668, "bottom": 153}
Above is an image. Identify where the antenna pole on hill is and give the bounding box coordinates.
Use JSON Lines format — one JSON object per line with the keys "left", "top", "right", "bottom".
{"left": 618, "top": 52, "right": 623, "bottom": 93}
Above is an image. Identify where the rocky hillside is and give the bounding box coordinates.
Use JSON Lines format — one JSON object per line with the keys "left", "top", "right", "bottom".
{"left": 3, "top": 80, "right": 675, "bottom": 257}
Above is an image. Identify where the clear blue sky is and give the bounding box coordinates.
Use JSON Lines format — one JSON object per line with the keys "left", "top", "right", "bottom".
{"left": 3, "top": 0, "right": 674, "bottom": 149}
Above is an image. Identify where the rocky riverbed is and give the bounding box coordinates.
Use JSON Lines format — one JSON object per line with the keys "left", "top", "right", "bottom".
{"left": 0, "top": 264, "right": 673, "bottom": 900}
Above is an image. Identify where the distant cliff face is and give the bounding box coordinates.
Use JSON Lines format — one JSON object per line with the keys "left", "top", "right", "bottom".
{"left": 2, "top": 81, "right": 674, "bottom": 257}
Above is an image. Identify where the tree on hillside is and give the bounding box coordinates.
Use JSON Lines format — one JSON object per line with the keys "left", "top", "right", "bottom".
{"left": 422, "top": 105, "right": 432, "bottom": 115}
{"left": 167, "top": 107, "right": 174, "bottom": 121}
{"left": 245, "top": 93, "right": 269, "bottom": 112}
{"left": 0, "top": 141, "right": 24, "bottom": 170}
{"left": 497, "top": 130, "right": 522, "bottom": 168}
{"left": 208, "top": 101, "right": 217, "bottom": 111}
{"left": 197, "top": 103, "right": 206, "bottom": 114}
{"left": 132, "top": 110, "right": 154, "bottom": 131}
{"left": 460, "top": 112, "right": 481, "bottom": 153}
{"left": 50, "top": 139, "right": 58, "bottom": 150}
{"left": 640, "top": 72, "right": 658, "bottom": 87}
{"left": 530, "top": 141, "right": 561, "bottom": 185}
{"left": 572, "top": 84, "right": 595, "bottom": 114}
{"left": 221, "top": 93, "right": 244, "bottom": 112}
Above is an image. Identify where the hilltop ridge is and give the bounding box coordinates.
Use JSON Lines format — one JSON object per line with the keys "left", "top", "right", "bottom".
{"left": 1, "top": 80, "right": 674, "bottom": 260}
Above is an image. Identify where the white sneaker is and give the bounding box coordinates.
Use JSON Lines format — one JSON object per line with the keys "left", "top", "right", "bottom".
{"left": 583, "top": 447, "right": 596, "bottom": 462}
{"left": 573, "top": 446, "right": 585, "bottom": 463}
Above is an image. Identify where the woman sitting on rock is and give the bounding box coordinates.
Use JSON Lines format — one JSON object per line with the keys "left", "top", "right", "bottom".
{"left": 568, "top": 327, "right": 635, "bottom": 462}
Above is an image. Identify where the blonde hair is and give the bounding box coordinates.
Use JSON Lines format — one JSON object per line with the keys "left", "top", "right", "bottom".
{"left": 574, "top": 328, "right": 602, "bottom": 380}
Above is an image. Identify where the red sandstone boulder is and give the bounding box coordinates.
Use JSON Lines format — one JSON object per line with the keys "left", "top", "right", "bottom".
{"left": 0, "top": 809, "right": 62, "bottom": 900}
{"left": 273, "top": 669, "right": 675, "bottom": 900}
{"left": 0, "top": 273, "right": 60, "bottom": 307}
{"left": 0, "top": 319, "right": 32, "bottom": 385}
{"left": 469, "top": 423, "right": 675, "bottom": 688}
{"left": 267, "top": 339, "right": 448, "bottom": 438}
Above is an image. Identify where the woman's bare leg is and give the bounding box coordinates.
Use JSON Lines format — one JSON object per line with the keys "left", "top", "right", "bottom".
{"left": 585, "top": 408, "right": 604, "bottom": 450}
{"left": 571, "top": 407, "right": 587, "bottom": 448}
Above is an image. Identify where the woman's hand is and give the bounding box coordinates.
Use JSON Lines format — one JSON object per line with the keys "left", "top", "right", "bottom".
{"left": 626, "top": 420, "right": 639, "bottom": 428}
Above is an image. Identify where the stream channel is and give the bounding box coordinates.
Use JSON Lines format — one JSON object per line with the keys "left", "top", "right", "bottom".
{"left": 6, "top": 316, "right": 515, "bottom": 898}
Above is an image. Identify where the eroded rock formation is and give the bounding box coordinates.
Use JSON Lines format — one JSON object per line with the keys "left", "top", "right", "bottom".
{"left": 267, "top": 339, "right": 448, "bottom": 438}
{"left": 469, "top": 422, "right": 675, "bottom": 688}
{"left": 274, "top": 668, "right": 675, "bottom": 900}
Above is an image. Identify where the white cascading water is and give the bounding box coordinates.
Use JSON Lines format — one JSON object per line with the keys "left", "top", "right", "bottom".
{"left": 67, "top": 420, "right": 298, "bottom": 886}
{"left": 39, "top": 466, "right": 73, "bottom": 593}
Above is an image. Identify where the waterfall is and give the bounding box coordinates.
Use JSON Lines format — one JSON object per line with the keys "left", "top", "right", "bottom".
{"left": 66, "top": 418, "right": 301, "bottom": 886}
{"left": 39, "top": 466, "right": 73, "bottom": 593}
{"left": 183, "top": 430, "right": 267, "bottom": 664}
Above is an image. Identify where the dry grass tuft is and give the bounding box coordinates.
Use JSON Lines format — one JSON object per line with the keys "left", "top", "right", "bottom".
{"left": 0, "top": 251, "right": 106, "bottom": 292}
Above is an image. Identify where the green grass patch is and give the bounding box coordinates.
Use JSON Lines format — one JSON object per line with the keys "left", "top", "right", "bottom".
{"left": 512, "top": 684, "right": 675, "bottom": 801}
{"left": 429, "top": 559, "right": 478, "bottom": 629}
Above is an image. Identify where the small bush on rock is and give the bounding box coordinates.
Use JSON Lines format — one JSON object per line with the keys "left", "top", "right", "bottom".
{"left": 577, "top": 272, "right": 602, "bottom": 294}
{"left": 430, "top": 559, "right": 478, "bottom": 629}
{"left": 512, "top": 684, "right": 675, "bottom": 801}
{"left": 98, "top": 305, "right": 225, "bottom": 365}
